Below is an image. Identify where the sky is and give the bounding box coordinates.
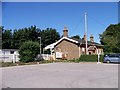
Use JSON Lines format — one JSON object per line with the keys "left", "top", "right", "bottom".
{"left": 2, "top": 2, "right": 118, "bottom": 43}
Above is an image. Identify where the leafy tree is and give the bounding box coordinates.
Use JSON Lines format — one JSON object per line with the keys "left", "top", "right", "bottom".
{"left": 2, "top": 25, "right": 60, "bottom": 51}
{"left": 2, "top": 28, "right": 13, "bottom": 49}
{"left": 39, "top": 28, "right": 60, "bottom": 53}
{"left": 19, "top": 41, "right": 39, "bottom": 63}
{"left": 12, "top": 25, "right": 40, "bottom": 49}
{"left": 100, "top": 23, "right": 120, "bottom": 53}
{"left": 0, "top": 26, "right": 3, "bottom": 49}
{"left": 71, "top": 35, "right": 80, "bottom": 39}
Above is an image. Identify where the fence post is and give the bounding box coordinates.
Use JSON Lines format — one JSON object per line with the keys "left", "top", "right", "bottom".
{"left": 12, "top": 54, "right": 15, "bottom": 63}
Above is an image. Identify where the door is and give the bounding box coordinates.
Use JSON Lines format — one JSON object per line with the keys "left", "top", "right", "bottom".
{"left": 115, "top": 54, "right": 120, "bottom": 63}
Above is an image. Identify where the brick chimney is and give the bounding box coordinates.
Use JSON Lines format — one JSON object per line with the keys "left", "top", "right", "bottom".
{"left": 90, "top": 34, "right": 94, "bottom": 42}
{"left": 63, "top": 27, "right": 68, "bottom": 37}
{"left": 83, "top": 34, "right": 86, "bottom": 41}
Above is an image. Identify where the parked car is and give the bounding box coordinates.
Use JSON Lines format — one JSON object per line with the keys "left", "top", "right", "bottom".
{"left": 104, "top": 54, "right": 120, "bottom": 63}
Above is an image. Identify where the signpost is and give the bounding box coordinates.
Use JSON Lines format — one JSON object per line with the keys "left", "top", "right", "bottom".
{"left": 97, "top": 51, "right": 101, "bottom": 64}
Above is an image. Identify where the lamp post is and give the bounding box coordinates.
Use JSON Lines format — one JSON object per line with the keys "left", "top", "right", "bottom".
{"left": 38, "top": 37, "right": 41, "bottom": 55}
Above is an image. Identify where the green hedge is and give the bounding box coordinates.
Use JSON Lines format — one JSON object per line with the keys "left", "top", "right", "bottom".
{"left": 79, "top": 55, "right": 104, "bottom": 62}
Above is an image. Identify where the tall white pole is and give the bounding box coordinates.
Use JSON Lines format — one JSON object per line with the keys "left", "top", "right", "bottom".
{"left": 85, "top": 12, "right": 88, "bottom": 55}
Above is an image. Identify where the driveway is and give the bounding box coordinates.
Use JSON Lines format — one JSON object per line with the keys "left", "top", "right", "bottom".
{"left": 1, "top": 63, "right": 118, "bottom": 88}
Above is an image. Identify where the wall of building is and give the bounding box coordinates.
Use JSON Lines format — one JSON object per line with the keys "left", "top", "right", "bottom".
{"left": 98, "top": 48, "right": 104, "bottom": 55}
{"left": 0, "top": 50, "right": 19, "bottom": 63}
{"left": 80, "top": 46, "right": 86, "bottom": 54}
{"left": 55, "top": 40, "right": 79, "bottom": 60}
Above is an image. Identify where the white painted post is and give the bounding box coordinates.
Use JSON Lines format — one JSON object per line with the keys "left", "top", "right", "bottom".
{"left": 13, "top": 54, "right": 15, "bottom": 63}
{"left": 97, "top": 49, "right": 101, "bottom": 64}
{"left": 3, "top": 51, "right": 5, "bottom": 63}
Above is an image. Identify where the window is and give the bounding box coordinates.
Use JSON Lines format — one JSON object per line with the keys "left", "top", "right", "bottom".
{"left": 10, "top": 51, "right": 14, "bottom": 54}
{"left": 109, "top": 54, "right": 115, "bottom": 57}
{"left": 115, "top": 55, "right": 120, "bottom": 58}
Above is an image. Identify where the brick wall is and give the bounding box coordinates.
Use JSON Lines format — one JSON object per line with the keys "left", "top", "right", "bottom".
{"left": 55, "top": 39, "right": 79, "bottom": 60}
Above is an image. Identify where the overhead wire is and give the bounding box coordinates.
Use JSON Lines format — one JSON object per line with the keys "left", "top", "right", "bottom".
{"left": 87, "top": 15, "right": 106, "bottom": 28}
{"left": 72, "top": 13, "right": 106, "bottom": 38}
{"left": 72, "top": 15, "right": 84, "bottom": 37}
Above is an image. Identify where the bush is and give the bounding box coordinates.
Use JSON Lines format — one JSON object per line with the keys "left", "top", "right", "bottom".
{"left": 79, "top": 55, "right": 104, "bottom": 62}
{"left": 99, "top": 55, "right": 104, "bottom": 62}
{"left": 19, "top": 41, "right": 40, "bottom": 63}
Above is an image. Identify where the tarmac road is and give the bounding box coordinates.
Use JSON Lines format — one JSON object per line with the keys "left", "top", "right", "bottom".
{"left": 1, "top": 62, "right": 118, "bottom": 88}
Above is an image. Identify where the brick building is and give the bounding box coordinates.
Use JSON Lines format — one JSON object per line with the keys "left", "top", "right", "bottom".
{"left": 44, "top": 27, "right": 103, "bottom": 60}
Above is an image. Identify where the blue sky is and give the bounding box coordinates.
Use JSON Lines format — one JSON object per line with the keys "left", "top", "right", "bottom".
{"left": 2, "top": 2, "right": 118, "bottom": 43}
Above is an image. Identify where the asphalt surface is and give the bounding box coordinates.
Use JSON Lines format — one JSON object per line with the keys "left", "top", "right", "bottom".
{"left": 0, "top": 62, "right": 118, "bottom": 88}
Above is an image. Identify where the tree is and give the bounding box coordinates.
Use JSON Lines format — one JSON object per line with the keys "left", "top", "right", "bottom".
{"left": 100, "top": 23, "right": 120, "bottom": 53}
{"left": 2, "top": 28, "right": 13, "bottom": 49}
{"left": 12, "top": 25, "right": 40, "bottom": 49}
{"left": 19, "top": 41, "right": 39, "bottom": 63}
{"left": 39, "top": 28, "right": 60, "bottom": 53}
{"left": 0, "top": 26, "right": 3, "bottom": 49}
{"left": 71, "top": 35, "right": 80, "bottom": 39}
{"left": 2, "top": 26, "right": 60, "bottom": 50}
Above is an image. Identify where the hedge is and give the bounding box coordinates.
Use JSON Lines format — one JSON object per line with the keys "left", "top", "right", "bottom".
{"left": 79, "top": 55, "right": 104, "bottom": 62}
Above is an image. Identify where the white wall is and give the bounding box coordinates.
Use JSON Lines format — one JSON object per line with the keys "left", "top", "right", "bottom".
{"left": 0, "top": 50, "right": 19, "bottom": 63}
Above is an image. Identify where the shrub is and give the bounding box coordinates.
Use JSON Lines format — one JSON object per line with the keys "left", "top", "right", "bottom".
{"left": 79, "top": 55, "right": 104, "bottom": 62}
{"left": 19, "top": 41, "right": 40, "bottom": 63}
{"left": 99, "top": 55, "right": 104, "bottom": 62}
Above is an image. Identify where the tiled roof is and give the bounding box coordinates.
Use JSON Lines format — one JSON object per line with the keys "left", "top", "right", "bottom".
{"left": 70, "top": 38, "right": 103, "bottom": 46}
{"left": 44, "top": 37, "right": 103, "bottom": 50}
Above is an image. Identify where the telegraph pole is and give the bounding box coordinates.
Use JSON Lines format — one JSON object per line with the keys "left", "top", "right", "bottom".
{"left": 85, "top": 12, "right": 88, "bottom": 55}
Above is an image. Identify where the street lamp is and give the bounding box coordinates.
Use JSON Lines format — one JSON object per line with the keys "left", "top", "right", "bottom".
{"left": 38, "top": 37, "right": 41, "bottom": 55}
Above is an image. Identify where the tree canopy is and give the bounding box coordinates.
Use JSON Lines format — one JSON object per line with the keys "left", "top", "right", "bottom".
{"left": 100, "top": 23, "right": 120, "bottom": 53}
{"left": 71, "top": 35, "right": 80, "bottom": 39}
{"left": 2, "top": 29, "right": 13, "bottom": 49}
{"left": 2, "top": 26, "right": 60, "bottom": 53}
{"left": 0, "top": 26, "right": 2, "bottom": 49}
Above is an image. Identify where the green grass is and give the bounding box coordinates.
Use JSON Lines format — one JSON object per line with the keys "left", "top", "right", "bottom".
{"left": 0, "top": 59, "right": 80, "bottom": 67}
{"left": 1, "top": 62, "right": 17, "bottom": 67}
{"left": 1, "top": 62, "right": 37, "bottom": 67}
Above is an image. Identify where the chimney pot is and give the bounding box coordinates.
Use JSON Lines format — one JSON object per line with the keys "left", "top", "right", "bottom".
{"left": 90, "top": 34, "right": 94, "bottom": 42}
{"left": 83, "top": 34, "right": 86, "bottom": 41}
{"left": 63, "top": 26, "right": 68, "bottom": 37}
